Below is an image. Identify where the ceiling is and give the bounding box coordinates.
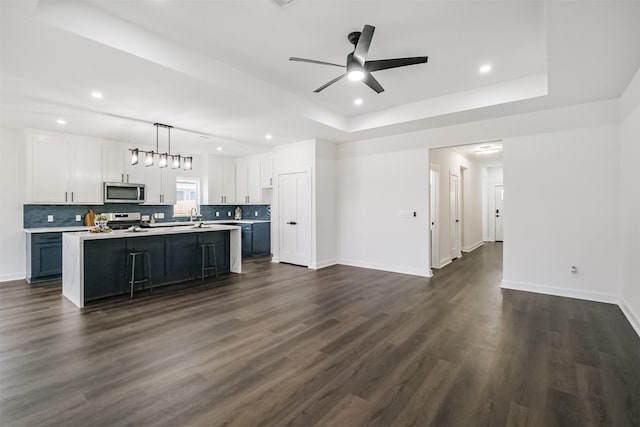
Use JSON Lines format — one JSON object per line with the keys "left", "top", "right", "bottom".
{"left": 452, "top": 141, "right": 503, "bottom": 166}
{"left": 0, "top": 0, "right": 638, "bottom": 156}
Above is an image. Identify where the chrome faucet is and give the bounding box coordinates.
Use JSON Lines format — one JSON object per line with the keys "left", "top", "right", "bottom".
{"left": 189, "top": 207, "right": 200, "bottom": 222}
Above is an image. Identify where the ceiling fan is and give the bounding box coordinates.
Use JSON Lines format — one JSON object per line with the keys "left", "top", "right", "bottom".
{"left": 290, "top": 24, "right": 428, "bottom": 94}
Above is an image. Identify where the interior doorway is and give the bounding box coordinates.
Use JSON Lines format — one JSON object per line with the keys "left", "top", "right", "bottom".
{"left": 430, "top": 165, "right": 439, "bottom": 270}
{"left": 278, "top": 171, "right": 311, "bottom": 267}
{"left": 494, "top": 185, "right": 504, "bottom": 242}
{"left": 450, "top": 173, "right": 461, "bottom": 260}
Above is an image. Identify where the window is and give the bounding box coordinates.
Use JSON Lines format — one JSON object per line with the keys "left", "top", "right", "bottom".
{"left": 173, "top": 178, "right": 200, "bottom": 216}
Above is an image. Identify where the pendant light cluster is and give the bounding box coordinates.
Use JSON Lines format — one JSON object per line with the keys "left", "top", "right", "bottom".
{"left": 129, "top": 123, "right": 192, "bottom": 170}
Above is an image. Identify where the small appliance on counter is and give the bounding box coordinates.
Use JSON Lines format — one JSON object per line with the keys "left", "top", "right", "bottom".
{"left": 234, "top": 206, "right": 242, "bottom": 220}
{"left": 103, "top": 212, "right": 142, "bottom": 230}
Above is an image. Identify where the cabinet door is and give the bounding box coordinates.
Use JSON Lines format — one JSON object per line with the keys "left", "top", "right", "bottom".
{"left": 161, "top": 168, "right": 177, "bottom": 206}
{"left": 261, "top": 152, "right": 273, "bottom": 188}
{"left": 208, "top": 155, "right": 225, "bottom": 204}
{"left": 32, "top": 136, "right": 69, "bottom": 203}
{"left": 222, "top": 158, "right": 236, "bottom": 204}
{"left": 247, "top": 155, "right": 262, "bottom": 204}
{"left": 103, "top": 147, "right": 126, "bottom": 183}
{"left": 70, "top": 142, "right": 103, "bottom": 204}
{"left": 125, "top": 158, "right": 147, "bottom": 185}
{"left": 235, "top": 158, "right": 248, "bottom": 203}
{"left": 144, "top": 167, "right": 163, "bottom": 204}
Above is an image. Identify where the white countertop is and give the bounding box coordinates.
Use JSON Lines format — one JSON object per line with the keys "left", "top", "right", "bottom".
{"left": 148, "top": 220, "right": 270, "bottom": 227}
{"left": 24, "top": 226, "right": 93, "bottom": 233}
{"left": 65, "top": 224, "right": 241, "bottom": 241}
{"left": 24, "top": 220, "right": 270, "bottom": 233}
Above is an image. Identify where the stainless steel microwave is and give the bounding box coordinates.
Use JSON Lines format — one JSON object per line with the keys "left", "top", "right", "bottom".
{"left": 104, "top": 182, "right": 146, "bottom": 203}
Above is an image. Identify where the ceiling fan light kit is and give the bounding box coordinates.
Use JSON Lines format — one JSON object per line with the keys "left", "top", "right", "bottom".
{"left": 290, "top": 24, "right": 428, "bottom": 94}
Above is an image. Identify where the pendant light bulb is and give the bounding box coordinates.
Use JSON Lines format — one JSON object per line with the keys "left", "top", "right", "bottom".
{"left": 184, "top": 156, "right": 192, "bottom": 171}
{"left": 171, "top": 155, "right": 181, "bottom": 169}
{"left": 159, "top": 153, "right": 168, "bottom": 168}
{"left": 145, "top": 151, "right": 155, "bottom": 166}
{"left": 130, "top": 149, "right": 139, "bottom": 165}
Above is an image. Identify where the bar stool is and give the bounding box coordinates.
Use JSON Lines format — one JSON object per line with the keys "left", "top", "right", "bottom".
{"left": 199, "top": 243, "right": 218, "bottom": 280}
{"left": 126, "top": 251, "right": 152, "bottom": 298}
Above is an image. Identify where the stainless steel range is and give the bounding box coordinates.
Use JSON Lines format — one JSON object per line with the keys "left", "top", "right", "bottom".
{"left": 103, "top": 212, "right": 142, "bottom": 230}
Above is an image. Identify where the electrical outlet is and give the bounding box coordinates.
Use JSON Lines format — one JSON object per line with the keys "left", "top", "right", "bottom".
{"left": 215, "top": 212, "right": 220, "bottom": 217}
{"left": 142, "top": 215, "right": 150, "bottom": 221}
{"left": 75, "top": 215, "right": 81, "bottom": 222}
{"left": 255, "top": 211, "right": 258, "bottom": 217}
{"left": 227, "top": 212, "right": 232, "bottom": 217}
{"left": 157, "top": 213, "right": 165, "bottom": 219}
{"left": 47, "top": 215, "right": 54, "bottom": 223}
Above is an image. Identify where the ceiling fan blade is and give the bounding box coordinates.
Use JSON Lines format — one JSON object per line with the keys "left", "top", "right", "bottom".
{"left": 313, "top": 74, "right": 346, "bottom": 93}
{"left": 365, "top": 56, "right": 429, "bottom": 72}
{"left": 353, "top": 24, "right": 375, "bottom": 66}
{"left": 289, "top": 57, "right": 345, "bottom": 68}
{"left": 363, "top": 73, "right": 384, "bottom": 94}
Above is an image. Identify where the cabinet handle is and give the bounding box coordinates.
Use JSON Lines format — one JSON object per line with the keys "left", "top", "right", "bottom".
{"left": 221, "top": 196, "right": 224, "bottom": 204}
{"left": 126, "top": 174, "right": 129, "bottom": 183}
{"left": 65, "top": 192, "right": 68, "bottom": 202}
{"left": 270, "top": 178, "right": 272, "bottom": 186}
{"left": 121, "top": 173, "right": 124, "bottom": 183}
{"left": 224, "top": 196, "right": 226, "bottom": 203}
{"left": 71, "top": 192, "right": 74, "bottom": 202}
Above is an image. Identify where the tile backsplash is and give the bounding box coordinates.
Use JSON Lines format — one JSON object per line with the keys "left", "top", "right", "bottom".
{"left": 199, "top": 205, "right": 270, "bottom": 221}
{"left": 23, "top": 203, "right": 271, "bottom": 228}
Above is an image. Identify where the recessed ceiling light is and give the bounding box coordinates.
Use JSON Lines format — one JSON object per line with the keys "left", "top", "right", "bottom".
{"left": 56, "top": 119, "right": 66, "bottom": 125}
{"left": 91, "top": 91, "right": 103, "bottom": 99}
{"left": 265, "top": 134, "right": 273, "bottom": 140}
{"left": 474, "top": 145, "right": 500, "bottom": 154}
{"left": 479, "top": 64, "right": 492, "bottom": 74}
{"left": 354, "top": 98, "right": 363, "bottom": 106}
{"left": 216, "top": 146, "right": 223, "bottom": 151}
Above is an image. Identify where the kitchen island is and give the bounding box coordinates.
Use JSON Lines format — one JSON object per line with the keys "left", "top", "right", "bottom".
{"left": 62, "top": 224, "right": 241, "bottom": 307}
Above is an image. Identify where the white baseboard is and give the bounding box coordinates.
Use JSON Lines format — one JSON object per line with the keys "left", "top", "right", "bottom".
{"left": 436, "top": 257, "right": 452, "bottom": 269}
{"left": 462, "top": 241, "right": 484, "bottom": 252}
{"left": 0, "top": 273, "right": 26, "bottom": 283}
{"left": 619, "top": 297, "right": 640, "bottom": 338}
{"left": 338, "top": 258, "right": 432, "bottom": 278}
{"left": 500, "top": 280, "right": 619, "bottom": 304}
{"left": 310, "top": 259, "right": 337, "bottom": 270}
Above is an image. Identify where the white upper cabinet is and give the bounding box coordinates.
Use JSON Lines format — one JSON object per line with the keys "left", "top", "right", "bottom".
{"left": 30, "top": 134, "right": 102, "bottom": 204}
{"left": 143, "top": 166, "right": 176, "bottom": 205}
{"left": 103, "top": 147, "right": 146, "bottom": 184}
{"left": 261, "top": 152, "right": 273, "bottom": 188}
{"left": 236, "top": 154, "right": 262, "bottom": 204}
{"left": 208, "top": 155, "right": 235, "bottom": 204}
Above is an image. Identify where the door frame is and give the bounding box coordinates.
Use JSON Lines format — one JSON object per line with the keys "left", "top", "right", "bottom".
{"left": 277, "top": 170, "right": 312, "bottom": 267}
{"left": 494, "top": 184, "right": 504, "bottom": 242}
{"left": 429, "top": 164, "right": 440, "bottom": 271}
{"left": 449, "top": 172, "right": 461, "bottom": 260}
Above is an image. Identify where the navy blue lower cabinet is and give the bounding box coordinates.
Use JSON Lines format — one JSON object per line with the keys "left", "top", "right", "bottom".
{"left": 251, "top": 223, "right": 271, "bottom": 256}
{"left": 30, "top": 233, "right": 63, "bottom": 282}
{"left": 241, "top": 224, "right": 253, "bottom": 257}
{"left": 83, "top": 231, "right": 231, "bottom": 302}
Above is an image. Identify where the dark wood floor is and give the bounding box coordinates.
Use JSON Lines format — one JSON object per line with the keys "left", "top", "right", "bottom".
{"left": 1, "top": 244, "right": 638, "bottom": 426}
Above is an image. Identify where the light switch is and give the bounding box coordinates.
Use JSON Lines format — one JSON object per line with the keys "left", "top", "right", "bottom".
{"left": 47, "top": 215, "right": 54, "bottom": 223}
{"left": 156, "top": 213, "right": 165, "bottom": 219}
{"left": 227, "top": 211, "right": 232, "bottom": 217}
{"left": 215, "top": 212, "right": 220, "bottom": 217}
{"left": 75, "top": 215, "right": 81, "bottom": 222}
{"left": 254, "top": 211, "right": 258, "bottom": 217}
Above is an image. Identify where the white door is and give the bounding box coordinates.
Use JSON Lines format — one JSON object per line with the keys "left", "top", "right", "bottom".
{"left": 495, "top": 185, "right": 504, "bottom": 242}
{"left": 450, "top": 173, "right": 460, "bottom": 259}
{"left": 430, "top": 167, "right": 439, "bottom": 269}
{"left": 279, "top": 172, "right": 311, "bottom": 266}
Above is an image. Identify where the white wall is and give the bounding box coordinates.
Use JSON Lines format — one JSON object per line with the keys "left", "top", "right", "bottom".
{"left": 619, "top": 66, "right": 640, "bottom": 335}
{"left": 501, "top": 125, "right": 621, "bottom": 302}
{"left": 429, "top": 147, "right": 484, "bottom": 267}
{"left": 337, "top": 148, "right": 430, "bottom": 276}
{"left": 315, "top": 140, "right": 337, "bottom": 268}
{"left": 0, "top": 127, "right": 27, "bottom": 281}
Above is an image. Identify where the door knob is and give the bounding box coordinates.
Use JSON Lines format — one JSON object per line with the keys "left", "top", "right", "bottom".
{"left": 287, "top": 221, "right": 297, "bottom": 225}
